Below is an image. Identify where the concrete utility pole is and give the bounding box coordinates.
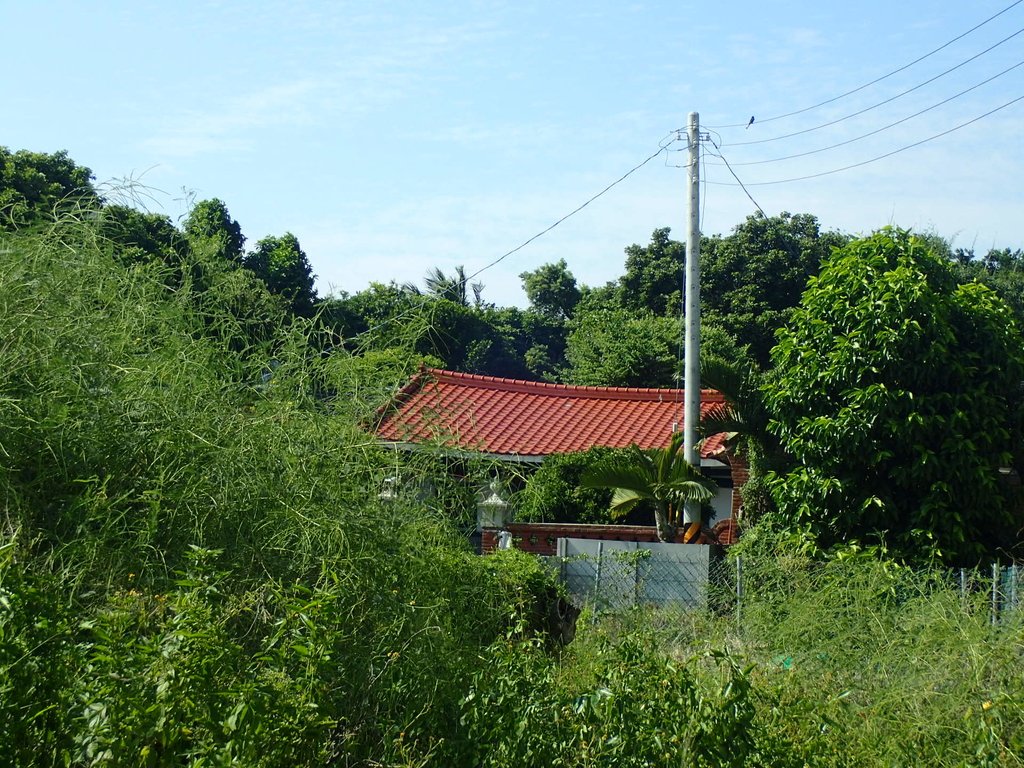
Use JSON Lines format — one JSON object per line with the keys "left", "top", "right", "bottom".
{"left": 682, "top": 111, "right": 701, "bottom": 526}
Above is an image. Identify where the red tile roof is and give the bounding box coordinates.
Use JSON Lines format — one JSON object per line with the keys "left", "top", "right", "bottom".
{"left": 374, "top": 368, "right": 729, "bottom": 460}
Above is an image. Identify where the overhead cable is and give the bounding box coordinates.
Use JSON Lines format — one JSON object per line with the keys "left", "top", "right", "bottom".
{"left": 462, "top": 142, "right": 677, "bottom": 285}
{"left": 728, "top": 58, "right": 1024, "bottom": 166}
{"left": 724, "top": 25, "right": 1024, "bottom": 147}
{"left": 708, "top": 0, "right": 1024, "bottom": 129}
{"left": 705, "top": 141, "right": 767, "bottom": 217}
{"left": 352, "top": 136, "right": 681, "bottom": 342}
{"left": 704, "top": 94, "right": 1024, "bottom": 187}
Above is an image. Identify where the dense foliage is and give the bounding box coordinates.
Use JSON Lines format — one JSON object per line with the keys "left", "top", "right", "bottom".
{"left": 765, "top": 230, "right": 1024, "bottom": 564}
{"left": 515, "top": 447, "right": 619, "bottom": 525}
{"left": 0, "top": 147, "right": 98, "bottom": 230}
{"left": 701, "top": 212, "right": 849, "bottom": 366}
{"left": 0, "top": 215, "right": 565, "bottom": 765}
{"left": 458, "top": 529, "right": 1024, "bottom": 767}
{"left": 243, "top": 232, "right": 318, "bottom": 317}
{"left": 3, "top": 145, "right": 1024, "bottom": 765}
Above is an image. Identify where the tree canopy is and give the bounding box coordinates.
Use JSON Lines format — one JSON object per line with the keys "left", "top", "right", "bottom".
{"left": 520, "top": 259, "right": 581, "bottom": 320}
{"left": 98, "top": 205, "right": 188, "bottom": 267}
{"left": 618, "top": 227, "right": 684, "bottom": 316}
{"left": 243, "top": 233, "right": 317, "bottom": 317}
{"left": 0, "top": 147, "right": 97, "bottom": 230}
{"left": 184, "top": 198, "right": 246, "bottom": 264}
{"left": 564, "top": 303, "right": 680, "bottom": 387}
{"left": 764, "top": 229, "right": 1024, "bottom": 564}
{"left": 701, "top": 212, "right": 848, "bottom": 366}
{"left": 405, "top": 265, "right": 483, "bottom": 307}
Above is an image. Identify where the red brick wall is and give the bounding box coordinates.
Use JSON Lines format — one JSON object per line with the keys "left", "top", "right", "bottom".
{"left": 728, "top": 455, "right": 750, "bottom": 518}
{"left": 482, "top": 520, "right": 737, "bottom": 555}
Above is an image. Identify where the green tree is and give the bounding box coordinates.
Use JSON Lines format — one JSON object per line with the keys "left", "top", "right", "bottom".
{"left": 564, "top": 303, "right": 680, "bottom": 387}
{"left": 701, "top": 212, "right": 848, "bottom": 366}
{"left": 515, "top": 447, "right": 618, "bottom": 524}
{"left": 0, "top": 147, "right": 97, "bottom": 230}
{"left": 618, "top": 227, "right": 684, "bottom": 316}
{"left": 519, "top": 259, "right": 581, "bottom": 320}
{"left": 97, "top": 205, "right": 189, "bottom": 267}
{"left": 505, "top": 307, "right": 568, "bottom": 381}
{"left": 322, "top": 287, "right": 540, "bottom": 379}
{"left": 565, "top": 295, "right": 748, "bottom": 388}
{"left": 243, "top": 233, "right": 317, "bottom": 317}
{"left": 948, "top": 247, "right": 1024, "bottom": 329}
{"left": 320, "top": 281, "right": 421, "bottom": 346}
{"left": 581, "top": 432, "right": 717, "bottom": 542}
{"left": 764, "top": 229, "right": 1024, "bottom": 564}
{"left": 184, "top": 198, "right": 246, "bottom": 264}
{"left": 405, "top": 265, "right": 482, "bottom": 307}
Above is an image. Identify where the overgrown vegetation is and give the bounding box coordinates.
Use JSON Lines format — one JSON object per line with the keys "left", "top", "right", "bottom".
{"left": 514, "top": 447, "right": 618, "bottom": 524}
{"left": 765, "top": 229, "right": 1024, "bottom": 565}
{"left": 4, "top": 146, "right": 1024, "bottom": 765}
{"left": 457, "top": 529, "right": 1024, "bottom": 767}
{"left": 0, "top": 213, "right": 567, "bottom": 765}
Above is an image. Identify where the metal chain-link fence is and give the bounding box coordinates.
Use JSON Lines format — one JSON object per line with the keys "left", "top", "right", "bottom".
{"left": 953, "top": 563, "right": 1023, "bottom": 624}
{"left": 547, "top": 543, "right": 1024, "bottom": 626}
{"left": 543, "top": 540, "right": 735, "bottom": 612}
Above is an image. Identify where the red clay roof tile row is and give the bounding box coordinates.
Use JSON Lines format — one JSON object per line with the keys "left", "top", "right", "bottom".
{"left": 375, "top": 368, "right": 730, "bottom": 459}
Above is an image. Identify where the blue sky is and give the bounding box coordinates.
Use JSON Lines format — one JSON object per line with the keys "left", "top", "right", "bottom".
{"left": 3, "top": 1, "right": 1022, "bottom": 307}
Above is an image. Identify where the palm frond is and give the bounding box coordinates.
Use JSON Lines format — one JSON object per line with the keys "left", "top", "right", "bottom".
{"left": 658, "top": 478, "right": 716, "bottom": 504}
{"left": 609, "top": 488, "right": 644, "bottom": 517}
{"left": 582, "top": 457, "right": 654, "bottom": 496}
{"left": 700, "top": 357, "right": 749, "bottom": 403}
{"left": 700, "top": 402, "right": 744, "bottom": 437}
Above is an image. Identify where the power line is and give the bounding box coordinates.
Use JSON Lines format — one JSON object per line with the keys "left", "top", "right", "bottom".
{"left": 705, "top": 140, "right": 767, "bottom": 217}
{"left": 724, "top": 25, "right": 1024, "bottom": 147}
{"left": 350, "top": 137, "right": 682, "bottom": 342}
{"left": 708, "top": 0, "right": 1024, "bottom": 129}
{"left": 462, "top": 142, "right": 678, "bottom": 285}
{"left": 727, "top": 58, "right": 1024, "bottom": 167}
{"left": 705, "top": 94, "right": 1024, "bottom": 187}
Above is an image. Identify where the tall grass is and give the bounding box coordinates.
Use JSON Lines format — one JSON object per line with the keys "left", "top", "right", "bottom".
{"left": 454, "top": 543, "right": 1023, "bottom": 767}
{"left": 544, "top": 532, "right": 1024, "bottom": 767}
{"left": 3, "top": 209, "right": 1021, "bottom": 766}
{"left": 722, "top": 536, "right": 1024, "bottom": 766}
{"left": 0, "top": 213, "right": 559, "bottom": 765}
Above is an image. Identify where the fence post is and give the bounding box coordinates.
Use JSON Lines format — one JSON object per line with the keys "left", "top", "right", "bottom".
{"left": 735, "top": 555, "right": 743, "bottom": 625}
{"left": 633, "top": 549, "right": 641, "bottom": 607}
{"left": 991, "top": 562, "right": 1000, "bottom": 626}
{"left": 960, "top": 568, "right": 967, "bottom": 605}
{"left": 1011, "top": 565, "right": 1019, "bottom": 613}
{"left": 594, "top": 541, "right": 604, "bottom": 602}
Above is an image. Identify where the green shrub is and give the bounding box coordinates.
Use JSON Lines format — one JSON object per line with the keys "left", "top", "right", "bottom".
{"left": 0, "top": 543, "right": 79, "bottom": 765}
{"left": 516, "top": 447, "right": 631, "bottom": 524}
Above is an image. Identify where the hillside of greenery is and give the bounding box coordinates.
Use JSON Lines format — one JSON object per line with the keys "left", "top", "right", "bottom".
{"left": 2, "top": 146, "right": 1023, "bottom": 765}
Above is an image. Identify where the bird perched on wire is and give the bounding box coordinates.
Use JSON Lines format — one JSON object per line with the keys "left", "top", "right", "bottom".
{"left": 746, "top": 116, "right": 755, "bottom": 129}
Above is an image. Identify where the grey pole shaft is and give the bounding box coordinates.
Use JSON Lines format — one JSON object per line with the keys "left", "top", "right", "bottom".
{"left": 683, "top": 111, "right": 702, "bottom": 525}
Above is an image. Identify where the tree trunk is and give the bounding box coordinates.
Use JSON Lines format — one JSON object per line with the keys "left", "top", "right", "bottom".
{"left": 654, "top": 502, "right": 676, "bottom": 543}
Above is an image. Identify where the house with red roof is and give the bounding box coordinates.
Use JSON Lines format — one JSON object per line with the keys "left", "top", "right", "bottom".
{"left": 374, "top": 367, "right": 744, "bottom": 550}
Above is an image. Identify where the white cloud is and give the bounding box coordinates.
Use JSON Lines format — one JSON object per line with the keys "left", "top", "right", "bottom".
{"left": 142, "top": 80, "right": 320, "bottom": 158}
